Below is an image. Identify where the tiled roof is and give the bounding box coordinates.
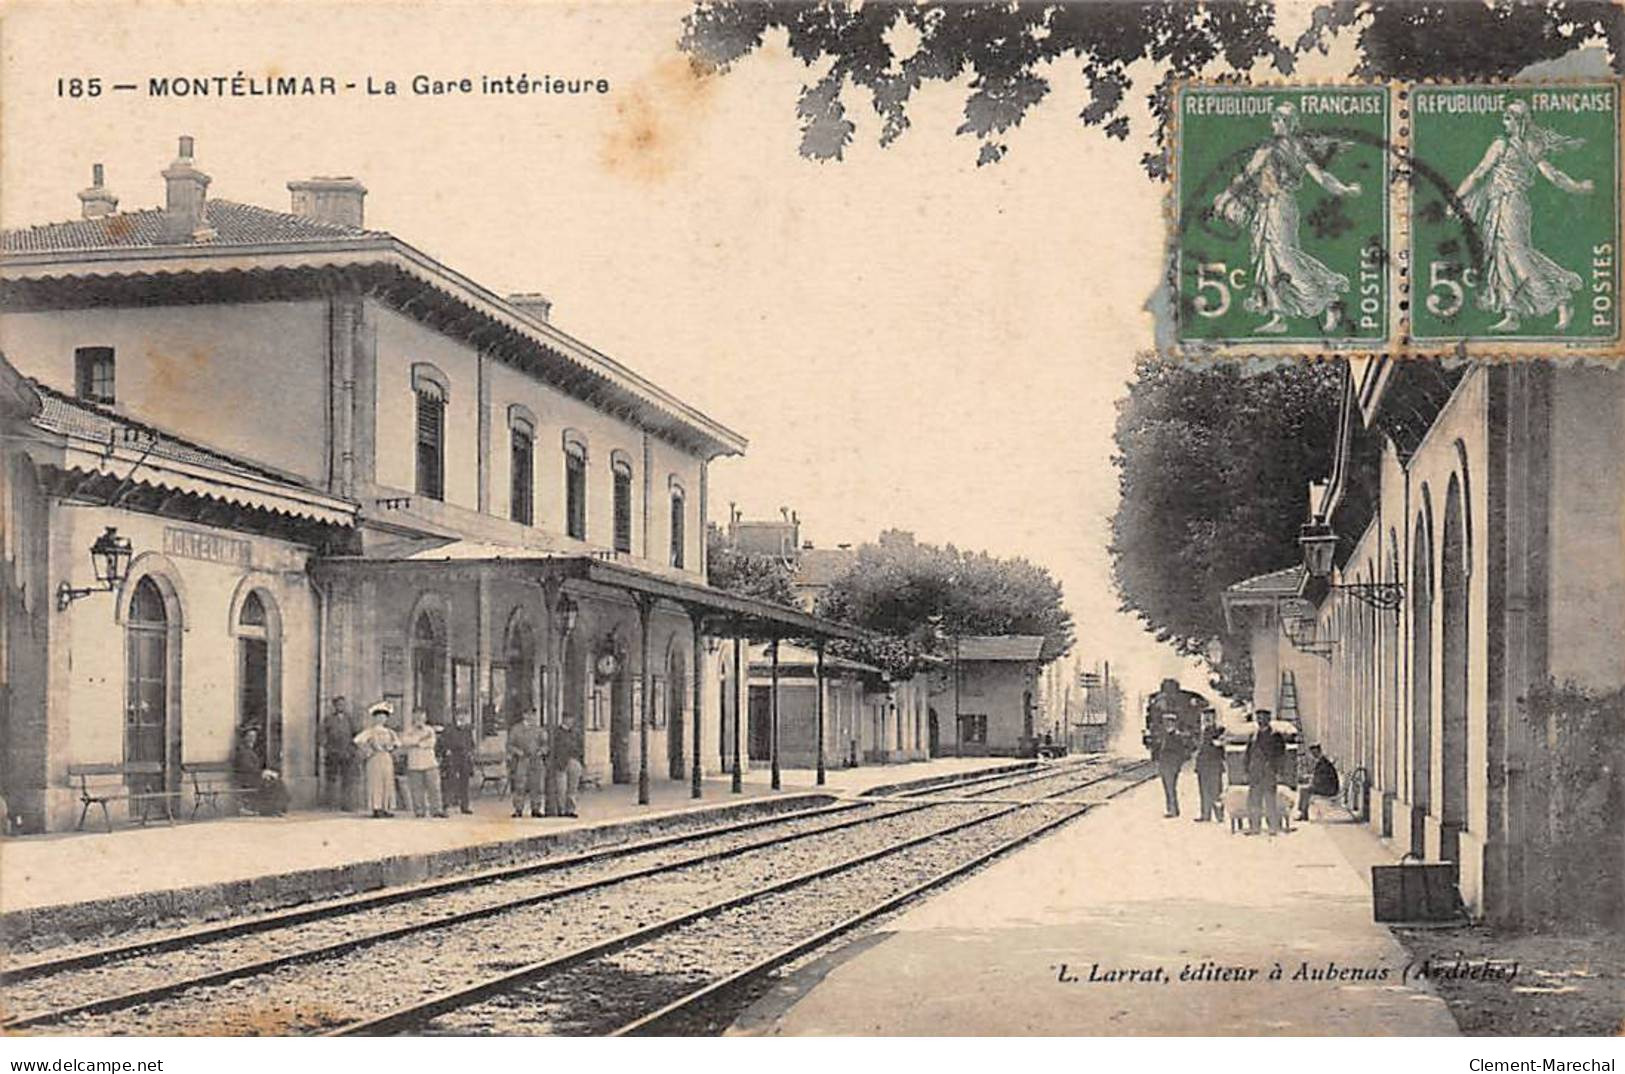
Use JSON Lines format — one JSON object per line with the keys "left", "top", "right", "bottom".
{"left": 32, "top": 383, "right": 317, "bottom": 487}
{"left": 1225, "top": 565, "right": 1306, "bottom": 597}
{"left": 956, "top": 635, "right": 1045, "bottom": 662}
{"left": 1, "top": 200, "right": 384, "bottom": 254}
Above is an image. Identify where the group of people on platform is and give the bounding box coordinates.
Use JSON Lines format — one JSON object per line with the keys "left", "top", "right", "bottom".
{"left": 1145, "top": 679, "right": 1340, "bottom": 837}
{"left": 317, "top": 697, "right": 585, "bottom": 820}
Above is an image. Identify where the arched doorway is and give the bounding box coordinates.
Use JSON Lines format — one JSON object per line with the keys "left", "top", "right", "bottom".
{"left": 235, "top": 590, "right": 282, "bottom": 770}
{"left": 126, "top": 576, "right": 176, "bottom": 799}
{"left": 610, "top": 668, "right": 631, "bottom": 783}
{"left": 411, "top": 606, "right": 447, "bottom": 726}
{"left": 1410, "top": 510, "right": 1433, "bottom": 857}
{"left": 1440, "top": 477, "right": 1469, "bottom": 867}
{"left": 667, "top": 645, "right": 686, "bottom": 781}
{"left": 503, "top": 613, "right": 538, "bottom": 731}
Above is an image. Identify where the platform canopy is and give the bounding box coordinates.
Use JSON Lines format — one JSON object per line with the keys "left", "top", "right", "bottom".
{"left": 317, "top": 539, "right": 871, "bottom": 643}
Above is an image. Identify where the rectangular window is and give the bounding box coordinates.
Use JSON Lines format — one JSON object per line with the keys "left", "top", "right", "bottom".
{"left": 613, "top": 470, "right": 633, "bottom": 553}
{"left": 960, "top": 714, "right": 988, "bottom": 745}
{"left": 565, "top": 451, "right": 587, "bottom": 540}
{"left": 75, "top": 347, "right": 115, "bottom": 405}
{"left": 510, "top": 428, "right": 534, "bottom": 525}
{"left": 415, "top": 390, "right": 444, "bottom": 501}
{"left": 669, "top": 493, "right": 685, "bottom": 569}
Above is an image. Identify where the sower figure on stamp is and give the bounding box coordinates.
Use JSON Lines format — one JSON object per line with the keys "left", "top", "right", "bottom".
{"left": 437, "top": 709, "right": 476, "bottom": 815}
{"left": 1194, "top": 723, "right": 1227, "bottom": 823}
{"left": 1213, "top": 101, "right": 1362, "bottom": 335}
{"left": 1244, "top": 708, "right": 1286, "bottom": 836}
{"left": 1454, "top": 100, "right": 1593, "bottom": 333}
{"left": 507, "top": 708, "right": 546, "bottom": 818}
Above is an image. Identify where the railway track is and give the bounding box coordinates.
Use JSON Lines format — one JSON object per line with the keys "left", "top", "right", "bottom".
{"left": 3, "top": 757, "right": 1151, "bottom": 1036}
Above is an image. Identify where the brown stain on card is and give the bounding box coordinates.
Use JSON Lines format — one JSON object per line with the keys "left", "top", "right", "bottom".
{"left": 145, "top": 346, "right": 212, "bottom": 417}
{"left": 599, "top": 55, "right": 718, "bottom": 184}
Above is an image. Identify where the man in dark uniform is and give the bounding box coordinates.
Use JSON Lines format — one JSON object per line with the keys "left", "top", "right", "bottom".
{"left": 321, "top": 697, "right": 356, "bottom": 810}
{"left": 1244, "top": 709, "right": 1286, "bottom": 835}
{"left": 437, "top": 709, "right": 476, "bottom": 815}
{"left": 1194, "top": 723, "right": 1226, "bottom": 823}
{"left": 1145, "top": 678, "right": 1204, "bottom": 818}
{"left": 550, "top": 712, "right": 583, "bottom": 817}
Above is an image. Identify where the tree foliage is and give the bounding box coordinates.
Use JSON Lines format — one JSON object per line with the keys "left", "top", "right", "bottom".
{"left": 813, "top": 530, "right": 1074, "bottom": 676}
{"left": 706, "top": 525, "right": 798, "bottom": 607}
{"left": 680, "top": 1, "right": 1623, "bottom": 171}
{"left": 1109, "top": 358, "right": 1343, "bottom": 700}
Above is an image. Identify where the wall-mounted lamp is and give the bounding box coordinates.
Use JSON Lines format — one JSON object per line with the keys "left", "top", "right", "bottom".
{"left": 1278, "top": 597, "right": 1335, "bottom": 660}
{"left": 1299, "top": 518, "right": 1405, "bottom": 611}
{"left": 57, "top": 527, "right": 133, "bottom": 612}
{"left": 556, "top": 592, "right": 579, "bottom": 636}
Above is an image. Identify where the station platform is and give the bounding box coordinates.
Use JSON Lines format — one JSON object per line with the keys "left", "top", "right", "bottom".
{"left": 732, "top": 768, "right": 1460, "bottom": 1036}
{"left": 0, "top": 755, "right": 1033, "bottom": 952}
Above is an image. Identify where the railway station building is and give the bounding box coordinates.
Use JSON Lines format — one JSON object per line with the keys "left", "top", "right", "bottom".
{"left": 1223, "top": 359, "right": 1625, "bottom": 927}
{"left": 928, "top": 635, "right": 1044, "bottom": 757}
{"left": 0, "top": 137, "right": 861, "bottom": 833}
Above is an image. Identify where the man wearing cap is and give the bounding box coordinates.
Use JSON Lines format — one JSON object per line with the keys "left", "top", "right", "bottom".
{"left": 321, "top": 696, "right": 357, "bottom": 811}
{"left": 1244, "top": 708, "right": 1286, "bottom": 835}
{"left": 1146, "top": 678, "right": 1200, "bottom": 818}
{"left": 506, "top": 708, "right": 547, "bottom": 818}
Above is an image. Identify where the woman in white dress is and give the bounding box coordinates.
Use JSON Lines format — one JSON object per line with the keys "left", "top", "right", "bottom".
{"left": 353, "top": 702, "right": 400, "bottom": 818}
{"left": 1213, "top": 102, "right": 1363, "bottom": 335}
{"left": 1454, "top": 100, "right": 1593, "bottom": 332}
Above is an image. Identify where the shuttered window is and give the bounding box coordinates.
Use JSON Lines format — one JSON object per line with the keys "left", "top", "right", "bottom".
{"left": 415, "top": 389, "right": 445, "bottom": 501}
{"left": 510, "top": 427, "right": 534, "bottom": 525}
{"left": 565, "top": 449, "right": 587, "bottom": 540}
{"left": 613, "top": 466, "right": 633, "bottom": 553}
{"left": 669, "top": 490, "right": 685, "bottom": 569}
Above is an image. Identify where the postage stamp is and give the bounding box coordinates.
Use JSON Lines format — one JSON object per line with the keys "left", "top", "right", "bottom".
{"left": 1174, "top": 84, "right": 1391, "bottom": 350}
{"left": 1408, "top": 83, "right": 1620, "bottom": 348}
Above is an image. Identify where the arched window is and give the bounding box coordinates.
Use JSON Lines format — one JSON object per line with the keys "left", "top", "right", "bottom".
{"left": 412, "top": 607, "right": 448, "bottom": 725}
{"left": 413, "top": 368, "right": 447, "bottom": 501}
{"left": 669, "top": 481, "right": 686, "bottom": 569}
{"left": 611, "top": 451, "right": 634, "bottom": 554}
{"left": 234, "top": 588, "right": 283, "bottom": 769}
{"left": 563, "top": 431, "right": 588, "bottom": 540}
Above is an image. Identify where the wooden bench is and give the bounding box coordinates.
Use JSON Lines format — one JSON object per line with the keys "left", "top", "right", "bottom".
{"left": 181, "top": 761, "right": 242, "bottom": 819}
{"left": 68, "top": 762, "right": 175, "bottom": 833}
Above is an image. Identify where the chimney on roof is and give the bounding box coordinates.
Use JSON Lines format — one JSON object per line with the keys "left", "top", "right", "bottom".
{"left": 508, "top": 293, "right": 553, "bottom": 324}
{"left": 78, "top": 163, "right": 118, "bottom": 219}
{"left": 161, "top": 136, "right": 214, "bottom": 242}
{"left": 288, "top": 176, "right": 367, "bottom": 228}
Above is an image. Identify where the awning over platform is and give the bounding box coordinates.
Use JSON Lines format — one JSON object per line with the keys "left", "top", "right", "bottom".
{"left": 317, "top": 541, "right": 870, "bottom": 643}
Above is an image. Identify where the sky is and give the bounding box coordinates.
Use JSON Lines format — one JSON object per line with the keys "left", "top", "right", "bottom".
{"left": 0, "top": 1, "right": 1365, "bottom": 705}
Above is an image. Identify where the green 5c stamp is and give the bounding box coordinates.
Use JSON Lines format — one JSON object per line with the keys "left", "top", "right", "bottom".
{"left": 1176, "top": 85, "right": 1390, "bottom": 347}
{"left": 1410, "top": 83, "right": 1619, "bottom": 345}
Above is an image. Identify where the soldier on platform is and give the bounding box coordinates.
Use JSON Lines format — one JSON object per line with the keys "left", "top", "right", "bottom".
{"left": 507, "top": 708, "right": 546, "bottom": 818}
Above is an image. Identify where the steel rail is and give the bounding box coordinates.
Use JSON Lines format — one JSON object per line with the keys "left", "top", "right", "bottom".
{"left": 1, "top": 797, "right": 944, "bottom": 1030}
{"left": 614, "top": 802, "right": 1096, "bottom": 1034}
{"left": 2, "top": 796, "right": 868, "bottom": 985}
{"left": 893, "top": 757, "right": 1108, "bottom": 799}
{"left": 332, "top": 761, "right": 1148, "bottom": 1037}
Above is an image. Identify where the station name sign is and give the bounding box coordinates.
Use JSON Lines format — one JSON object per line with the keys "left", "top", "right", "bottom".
{"left": 163, "top": 526, "right": 253, "bottom": 567}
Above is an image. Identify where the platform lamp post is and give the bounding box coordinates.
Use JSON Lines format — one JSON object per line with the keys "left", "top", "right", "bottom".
{"left": 543, "top": 590, "right": 579, "bottom": 816}
{"left": 731, "top": 633, "right": 743, "bottom": 794}
{"left": 56, "top": 527, "right": 133, "bottom": 611}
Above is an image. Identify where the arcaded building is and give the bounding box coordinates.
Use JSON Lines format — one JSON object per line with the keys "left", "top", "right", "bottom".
{"left": 1224, "top": 359, "right": 1625, "bottom": 926}
{"left": 0, "top": 138, "right": 854, "bottom": 832}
